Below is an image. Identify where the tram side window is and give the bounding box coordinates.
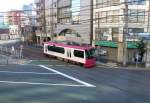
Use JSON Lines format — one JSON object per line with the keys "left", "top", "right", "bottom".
{"left": 74, "top": 50, "right": 84, "bottom": 58}
{"left": 48, "top": 46, "right": 65, "bottom": 54}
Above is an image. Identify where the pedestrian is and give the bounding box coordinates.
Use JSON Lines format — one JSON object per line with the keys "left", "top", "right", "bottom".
{"left": 11, "top": 46, "right": 15, "bottom": 55}
{"left": 95, "top": 46, "right": 100, "bottom": 61}
{"left": 20, "top": 45, "right": 23, "bottom": 58}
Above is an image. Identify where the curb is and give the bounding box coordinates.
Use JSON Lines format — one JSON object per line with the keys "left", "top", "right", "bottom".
{"left": 0, "top": 39, "right": 20, "bottom": 45}
{"left": 120, "top": 67, "right": 150, "bottom": 70}
{"left": 96, "top": 62, "right": 118, "bottom": 68}
{"left": 96, "top": 61, "right": 149, "bottom": 70}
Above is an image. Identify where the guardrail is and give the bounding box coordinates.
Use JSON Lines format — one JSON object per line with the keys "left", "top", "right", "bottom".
{"left": 0, "top": 46, "right": 23, "bottom": 65}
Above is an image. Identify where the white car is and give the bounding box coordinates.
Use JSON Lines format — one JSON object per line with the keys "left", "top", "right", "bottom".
{"left": 99, "top": 49, "right": 107, "bottom": 55}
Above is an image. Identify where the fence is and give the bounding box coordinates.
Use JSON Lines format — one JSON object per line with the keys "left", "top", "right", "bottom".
{"left": 0, "top": 46, "right": 24, "bottom": 65}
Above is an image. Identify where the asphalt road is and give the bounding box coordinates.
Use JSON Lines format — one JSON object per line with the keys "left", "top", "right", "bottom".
{"left": 0, "top": 42, "right": 150, "bottom": 103}
{"left": 0, "top": 65, "right": 150, "bottom": 103}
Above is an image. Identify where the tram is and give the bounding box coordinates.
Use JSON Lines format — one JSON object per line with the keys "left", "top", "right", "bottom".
{"left": 44, "top": 41, "right": 96, "bottom": 68}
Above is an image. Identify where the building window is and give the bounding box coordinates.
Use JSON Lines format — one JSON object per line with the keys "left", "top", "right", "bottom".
{"left": 127, "top": 28, "right": 144, "bottom": 40}
{"left": 54, "top": 2, "right": 57, "bottom": 7}
{"left": 54, "top": 13, "right": 57, "bottom": 18}
{"left": 112, "top": 28, "right": 119, "bottom": 41}
{"left": 71, "top": 0, "right": 80, "bottom": 24}
{"left": 128, "top": 28, "right": 144, "bottom": 34}
{"left": 95, "top": 28, "right": 111, "bottom": 41}
{"left": 97, "top": 10, "right": 119, "bottom": 23}
{"left": 96, "top": 0, "right": 120, "bottom": 8}
{"left": 128, "top": 0, "right": 146, "bottom": 5}
{"left": 74, "top": 50, "right": 84, "bottom": 58}
{"left": 54, "top": 23, "right": 57, "bottom": 28}
{"left": 95, "top": 12, "right": 99, "bottom": 24}
{"left": 100, "top": 11, "right": 107, "bottom": 23}
{"left": 58, "top": 7, "right": 71, "bottom": 24}
{"left": 128, "top": 9, "right": 145, "bottom": 23}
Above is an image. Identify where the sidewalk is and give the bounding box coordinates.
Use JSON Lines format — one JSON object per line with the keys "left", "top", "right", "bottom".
{"left": 96, "top": 61, "right": 149, "bottom": 70}
{"left": 0, "top": 53, "right": 28, "bottom": 65}
{"left": 0, "top": 39, "right": 21, "bottom": 45}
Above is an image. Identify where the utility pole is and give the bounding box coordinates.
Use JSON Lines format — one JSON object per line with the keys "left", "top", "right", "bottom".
{"left": 43, "top": 0, "right": 47, "bottom": 41}
{"left": 123, "top": 2, "right": 128, "bottom": 66}
{"left": 147, "top": 0, "right": 150, "bottom": 32}
{"left": 98, "top": 12, "right": 100, "bottom": 40}
{"left": 90, "top": 0, "right": 93, "bottom": 45}
{"left": 146, "top": 0, "right": 150, "bottom": 68}
{"left": 51, "top": 0, "right": 54, "bottom": 40}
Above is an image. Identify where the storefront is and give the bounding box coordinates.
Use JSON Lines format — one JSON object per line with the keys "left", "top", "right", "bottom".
{"left": 94, "top": 40, "right": 138, "bottom": 63}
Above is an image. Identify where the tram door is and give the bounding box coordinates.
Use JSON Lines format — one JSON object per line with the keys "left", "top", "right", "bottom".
{"left": 67, "top": 49, "right": 71, "bottom": 58}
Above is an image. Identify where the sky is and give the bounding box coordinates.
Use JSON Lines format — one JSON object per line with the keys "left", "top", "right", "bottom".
{"left": 0, "top": 0, "right": 34, "bottom": 12}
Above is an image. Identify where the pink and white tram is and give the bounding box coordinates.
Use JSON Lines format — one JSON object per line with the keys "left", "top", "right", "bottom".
{"left": 44, "top": 41, "right": 96, "bottom": 68}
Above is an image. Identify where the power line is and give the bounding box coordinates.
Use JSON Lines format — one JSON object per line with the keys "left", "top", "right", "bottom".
{"left": 0, "top": 0, "right": 148, "bottom": 14}
{"left": 1, "top": 1, "right": 149, "bottom": 27}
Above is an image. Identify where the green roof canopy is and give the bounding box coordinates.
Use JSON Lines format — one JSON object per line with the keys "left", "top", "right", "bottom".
{"left": 95, "top": 40, "right": 138, "bottom": 49}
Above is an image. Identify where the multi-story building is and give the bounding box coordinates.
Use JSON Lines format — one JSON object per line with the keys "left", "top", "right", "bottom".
{"left": 4, "top": 10, "right": 33, "bottom": 40}
{"left": 34, "top": 0, "right": 46, "bottom": 44}
{"left": 7, "top": 10, "right": 22, "bottom": 25}
{"left": 45, "top": 0, "right": 55, "bottom": 41}
{"left": 93, "top": 0, "right": 149, "bottom": 63}
{"left": 4, "top": 10, "right": 23, "bottom": 39}
{"left": 35, "top": 0, "right": 92, "bottom": 44}
{"left": 22, "top": 4, "right": 36, "bottom": 41}
{"left": 22, "top": 4, "right": 36, "bottom": 26}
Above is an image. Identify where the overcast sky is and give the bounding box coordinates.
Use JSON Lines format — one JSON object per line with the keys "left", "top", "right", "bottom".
{"left": 0, "top": 0, "right": 34, "bottom": 12}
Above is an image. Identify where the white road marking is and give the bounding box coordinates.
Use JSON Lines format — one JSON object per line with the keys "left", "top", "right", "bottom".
{"left": 55, "top": 65, "right": 65, "bottom": 66}
{"left": 40, "top": 65, "right": 96, "bottom": 87}
{"left": 0, "top": 81, "right": 88, "bottom": 87}
{"left": 97, "top": 65, "right": 119, "bottom": 69}
{"left": 0, "top": 71, "right": 58, "bottom": 75}
{"left": 26, "top": 60, "right": 33, "bottom": 64}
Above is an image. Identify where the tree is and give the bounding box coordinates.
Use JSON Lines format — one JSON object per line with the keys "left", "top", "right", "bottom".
{"left": 136, "top": 39, "right": 146, "bottom": 62}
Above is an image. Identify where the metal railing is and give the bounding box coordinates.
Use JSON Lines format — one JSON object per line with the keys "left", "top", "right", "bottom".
{"left": 0, "top": 46, "right": 24, "bottom": 65}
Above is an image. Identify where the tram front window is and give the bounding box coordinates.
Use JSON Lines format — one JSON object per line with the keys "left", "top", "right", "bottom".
{"left": 85, "top": 49, "right": 95, "bottom": 59}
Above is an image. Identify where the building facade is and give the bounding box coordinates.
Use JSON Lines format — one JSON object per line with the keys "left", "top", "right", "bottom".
{"left": 34, "top": 0, "right": 46, "bottom": 44}
{"left": 6, "top": 11, "right": 22, "bottom": 25}
{"left": 22, "top": 4, "right": 36, "bottom": 41}
{"left": 93, "top": 0, "right": 149, "bottom": 63}
{"left": 9, "top": 25, "right": 20, "bottom": 39}
{"left": 4, "top": 10, "right": 33, "bottom": 40}
{"left": 35, "top": 0, "right": 92, "bottom": 44}
{"left": 4, "top": 11, "right": 23, "bottom": 39}
{"left": 0, "top": 24, "right": 9, "bottom": 40}
{"left": 22, "top": 4, "right": 36, "bottom": 26}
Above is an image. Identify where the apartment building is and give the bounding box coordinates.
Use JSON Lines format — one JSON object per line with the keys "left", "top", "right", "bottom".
{"left": 35, "top": 0, "right": 92, "bottom": 44}
{"left": 23, "top": 4, "right": 36, "bottom": 26}
{"left": 93, "top": 0, "right": 149, "bottom": 62}
{"left": 6, "top": 11, "right": 22, "bottom": 25}
{"left": 22, "top": 4, "right": 36, "bottom": 41}
{"left": 4, "top": 10, "right": 23, "bottom": 39}
{"left": 34, "top": 0, "right": 46, "bottom": 43}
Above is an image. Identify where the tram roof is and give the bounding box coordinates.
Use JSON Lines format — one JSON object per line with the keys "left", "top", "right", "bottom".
{"left": 44, "top": 41, "right": 94, "bottom": 50}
